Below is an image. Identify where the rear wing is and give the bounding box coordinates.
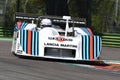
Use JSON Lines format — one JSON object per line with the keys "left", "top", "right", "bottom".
{"left": 15, "top": 12, "right": 86, "bottom": 25}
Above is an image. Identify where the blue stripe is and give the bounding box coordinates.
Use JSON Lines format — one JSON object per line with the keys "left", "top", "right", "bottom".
{"left": 21, "top": 22, "right": 28, "bottom": 29}
{"left": 22, "top": 22, "right": 27, "bottom": 29}
{"left": 99, "top": 37, "right": 101, "bottom": 53}
{"left": 37, "top": 32, "right": 39, "bottom": 55}
{"left": 24, "top": 30, "right": 27, "bottom": 53}
{"left": 35, "top": 32, "right": 38, "bottom": 56}
{"left": 86, "top": 36, "right": 89, "bottom": 60}
{"left": 94, "top": 36, "right": 97, "bottom": 58}
{"left": 82, "top": 36, "right": 86, "bottom": 60}
{"left": 14, "top": 24, "right": 18, "bottom": 31}
{"left": 97, "top": 36, "right": 100, "bottom": 56}
{"left": 24, "top": 23, "right": 28, "bottom": 29}
{"left": 20, "top": 30, "right": 23, "bottom": 48}
{"left": 32, "top": 31, "right": 35, "bottom": 56}
{"left": 81, "top": 28, "right": 90, "bottom": 35}
{"left": 20, "top": 22, "right": 25, "bottom": 29}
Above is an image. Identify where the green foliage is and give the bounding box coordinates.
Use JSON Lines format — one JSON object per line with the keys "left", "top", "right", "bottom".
{"left": 4, "top": 0, "right": 16, "bottom": 28}
{"left": 4, "top": 0, "right": 44, "bottom": 30}
{"left": 68, "top": 0, "right": 79, "bottom": 17}
{"left": 3, "top": 0, "right": 120, "bottom": 34}
{"left": 91, "top": 0, "right": 117, "bottom": 33}
{"left": 23, "top": 0, "right": 44, "bottom": 14}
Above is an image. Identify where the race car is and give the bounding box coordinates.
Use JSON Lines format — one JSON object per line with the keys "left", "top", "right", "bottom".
{"left": 11, "top": 12, "right": 102, "bottom": 61}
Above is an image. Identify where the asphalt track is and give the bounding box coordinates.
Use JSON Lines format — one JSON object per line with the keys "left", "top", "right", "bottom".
{"left": 0, "top": 40, "right": 120, "bottom": 80}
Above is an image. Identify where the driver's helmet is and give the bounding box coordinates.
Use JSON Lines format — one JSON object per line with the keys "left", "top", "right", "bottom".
{"left": 41, "top": 18, "right": 52, "bottom": 28}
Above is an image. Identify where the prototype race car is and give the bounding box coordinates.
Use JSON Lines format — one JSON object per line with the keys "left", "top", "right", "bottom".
{"left": 11, "top": 12, "right": 102, "bottom": 61}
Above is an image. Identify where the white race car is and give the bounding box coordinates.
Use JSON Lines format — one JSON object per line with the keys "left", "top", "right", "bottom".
{"left": 11, "top": 13, "right": 102, "bottom": 61}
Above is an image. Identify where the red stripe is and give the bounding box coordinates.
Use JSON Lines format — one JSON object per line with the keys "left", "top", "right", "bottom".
{"left": 87, "top": 28, "right": 93, "bottom": 35}
{"left": 27, "top": 30, "right": 32, "bottom": 55}
{"left": 90, "top": 36, "right": 93, "bottom": 60}
{"left": 17, "top": 21, "right": 22, "bottom": 29}
{"left": 87, "top": 28, "right": 93, "bottom": 60}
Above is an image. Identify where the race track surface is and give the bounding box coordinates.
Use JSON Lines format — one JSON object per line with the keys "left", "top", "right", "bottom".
{"left": 0, "top": 40, "right": 120, "bottom": 80}
{"left": 100, "top": 47, "right": 120, "bottom": 60}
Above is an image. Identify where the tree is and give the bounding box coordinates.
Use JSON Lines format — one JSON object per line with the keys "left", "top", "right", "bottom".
{"left": 4, "top": 0, "right": 16, "bottom": 36}
{"left": 77, "top": 0, "right": 91, "bottom": 27}
{"left": 4, "top": 0, "right": 120, "bottom": 35}
{"left": 44, "top": 0, "right": 69, "bottom": 16}
{"left": 25, "top": 0, "right": 44, "bottom": 14}
{"left": 91, "top": 0, "right": 116, "bottom": 33}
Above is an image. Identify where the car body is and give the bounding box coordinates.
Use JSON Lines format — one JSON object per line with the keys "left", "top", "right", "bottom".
{"left": 11, "top": 13, "right": 102, "bottom": 61}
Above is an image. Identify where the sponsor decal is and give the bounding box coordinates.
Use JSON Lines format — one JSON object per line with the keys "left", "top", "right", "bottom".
{"left": 44, "top": 43, "right": 77, "bottom": 48}
{"left": 60, "top": 44, "right": 77, "bottom": 48}
{"left": 48, "top": 36, "right": 73, "bottom": 42}
{"left": 44, "top": 43, "right": 59, "bottom": 47}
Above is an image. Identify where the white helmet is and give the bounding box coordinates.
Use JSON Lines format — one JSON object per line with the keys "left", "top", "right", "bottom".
{"left": 41, "top": 19, "right": 52, "bottom": 27}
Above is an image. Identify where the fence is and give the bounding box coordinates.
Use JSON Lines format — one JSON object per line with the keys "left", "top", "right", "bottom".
{"left": 0, "top": 26, "right": 13, "bottom": 37}
{"left": 102, "top": 33, "right": 120, "bottom": 48}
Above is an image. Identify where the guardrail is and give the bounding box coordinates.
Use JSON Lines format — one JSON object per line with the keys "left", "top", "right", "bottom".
{"left": 102, "top": 33, "right": 120, "bottom": 48}
{"left": 0, "top": 27, "right": 13, "bottom": 37}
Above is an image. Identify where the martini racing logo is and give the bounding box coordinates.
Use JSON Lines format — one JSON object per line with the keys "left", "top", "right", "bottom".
{"left": 48, "top": 36, "right": 73, "bottom": 42}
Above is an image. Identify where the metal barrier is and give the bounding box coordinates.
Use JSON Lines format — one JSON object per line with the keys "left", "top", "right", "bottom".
{"left": 102, "top": 33, "right": 120, "bottom": 48}
{"left": 0, "top": 27, "right": 13, "bottom": 37}
{"left": 0, "top": 27, "right": 3, "bottom": 37}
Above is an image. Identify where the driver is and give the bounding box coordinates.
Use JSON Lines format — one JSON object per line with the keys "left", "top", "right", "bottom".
{"left": 37, "top": 18, "right": 52, "bottom": 31}
{"left": 41, "top": 18, "right": 52, "bottom": 28}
